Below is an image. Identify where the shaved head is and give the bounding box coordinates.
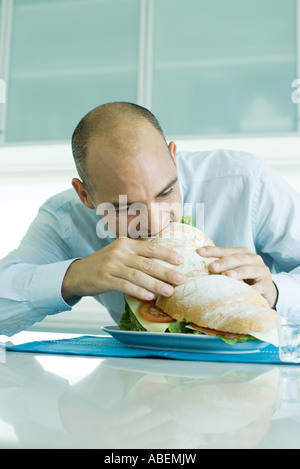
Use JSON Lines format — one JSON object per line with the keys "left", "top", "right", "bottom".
{"left": 71, "top": 102, "right": 168, "bottom": 197}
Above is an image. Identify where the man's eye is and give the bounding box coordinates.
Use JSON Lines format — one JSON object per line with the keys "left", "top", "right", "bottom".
{"left": 160, "top": 187, "right": 174, "bottom": 198}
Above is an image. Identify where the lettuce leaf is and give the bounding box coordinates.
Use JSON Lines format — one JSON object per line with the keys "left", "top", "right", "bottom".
{"left": 181, "top": 215, "right": 195, "bottom": 227}
{"left": 167, "top": 320, "right": 191, "bottom": 334}
{"left": 168, "top": 320, "right": 257, "bottom": 344}
{"left": 119, "top": 300, "right": 146, "bottom": 331}
{"left": 192, "top": 329, "right": 257, "bottom": 344}
{"left": 218, "top": 334, "right": 258, "bottom": 345}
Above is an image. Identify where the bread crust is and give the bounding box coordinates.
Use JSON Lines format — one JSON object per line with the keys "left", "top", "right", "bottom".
{"left": 156, "top": 275, "right": 278, "bottom": 334}
{"left": 151, "top": 222, "right": 215, "bottom": 249}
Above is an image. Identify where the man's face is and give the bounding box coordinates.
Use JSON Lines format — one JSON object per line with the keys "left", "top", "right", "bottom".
{"left": 86, "top": 120, "right": 182, "bottom": 238}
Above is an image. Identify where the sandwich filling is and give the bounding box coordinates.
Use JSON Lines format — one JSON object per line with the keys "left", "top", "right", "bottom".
{"left": 120, "top": 297, "right": 258, "bottom": 345}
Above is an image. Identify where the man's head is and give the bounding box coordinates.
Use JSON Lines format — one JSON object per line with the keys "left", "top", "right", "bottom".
{"left": 71, "top": 102, "right": 182, "bottom": 237}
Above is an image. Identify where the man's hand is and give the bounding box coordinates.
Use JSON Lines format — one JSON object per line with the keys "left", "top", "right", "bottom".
{"left": 197, "top": 246, "right": 278, "bottom": 309}
{"left": 62, "top": 238, "right": 186, "bottom": 302}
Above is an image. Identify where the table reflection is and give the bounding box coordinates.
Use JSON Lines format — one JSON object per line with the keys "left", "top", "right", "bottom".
{"left": 1, "top": 351, "right": 300, "bottom": 448}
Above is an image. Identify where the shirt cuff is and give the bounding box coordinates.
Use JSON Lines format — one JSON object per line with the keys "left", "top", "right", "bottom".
{"left": 29, "top": 259, "right": 81, "bottom": 315}
{"left": 272, "top": 273, "right": 300, "bottom": 316}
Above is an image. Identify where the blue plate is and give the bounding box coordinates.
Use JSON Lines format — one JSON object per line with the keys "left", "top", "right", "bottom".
{"left": 102, "top": 326, "right": 269, "bottom": 354}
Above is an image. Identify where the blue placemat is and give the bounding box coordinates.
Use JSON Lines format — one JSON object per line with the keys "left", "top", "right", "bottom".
{"left": 4, "top": 334, "right": 296, "bottom": 364}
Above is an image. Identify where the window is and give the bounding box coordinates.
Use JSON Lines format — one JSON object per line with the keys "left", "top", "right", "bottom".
{"left": 0, "top": 0, "right": 299, "bottom": 143}
{"left": 2, "top": 0, "right": 140, "bottom": 143}
{"left": 152, "top": 0, "right": 298, "bottom": 135}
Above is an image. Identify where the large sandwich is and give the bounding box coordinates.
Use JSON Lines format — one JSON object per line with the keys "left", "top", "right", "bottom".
{"left": 120, "top": 222, "right": 278, "bottom": 346}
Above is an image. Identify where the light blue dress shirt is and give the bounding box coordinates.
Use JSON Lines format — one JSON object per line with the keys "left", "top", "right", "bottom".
{"left": 1, "top": 149, "right": 300, "bottom": 336}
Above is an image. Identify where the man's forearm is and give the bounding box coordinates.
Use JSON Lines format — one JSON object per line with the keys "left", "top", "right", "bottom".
{"left": 0, "top": 253, "right": 81, "bottom": 336}
{"left": 61, "top": 258, "right": 85, "bottom": 301}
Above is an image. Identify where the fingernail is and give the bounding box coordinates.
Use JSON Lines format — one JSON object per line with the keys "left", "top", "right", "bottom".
{"left": 146, "top": 292, "right": 155, "bottom": 300}
{"left": 174, "top": 273, "right": 186, "bottom": 285}
{"left": 163, "top": 285, "right": 174, "bottom": 296}
{"left": 212, "top": 262, "right": 220, "bottom": 271}
{"left": 227, "top": 270, "right": 237, "bottom": 278}
{"left": 176, "top": 255, "right": 184, "bottom": 264}
{"left": 199, "top": 247, "right": 207, "bottom": 253}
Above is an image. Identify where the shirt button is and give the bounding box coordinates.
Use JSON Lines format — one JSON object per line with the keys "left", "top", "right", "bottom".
{"left": 19, "top": 324, "right": 25, "bottom": 329}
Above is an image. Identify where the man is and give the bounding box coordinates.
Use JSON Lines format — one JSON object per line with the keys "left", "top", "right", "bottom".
{"left": 0, "top": 102, "right": 300, "bottom": 336}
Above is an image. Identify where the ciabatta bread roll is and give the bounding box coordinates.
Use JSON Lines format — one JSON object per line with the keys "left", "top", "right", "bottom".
{"left": 149, "top": 222, "right": 217, "bottom": 277}
{"left": 152, "top": 223, "right": 278, "bottom": 334}
{"left": 156, "top": 275, "right": 277, "bottom": 334}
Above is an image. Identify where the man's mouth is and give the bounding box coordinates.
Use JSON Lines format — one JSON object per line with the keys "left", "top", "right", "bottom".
{"left": 146, "top": 214, "right": 176, "bottom": 238}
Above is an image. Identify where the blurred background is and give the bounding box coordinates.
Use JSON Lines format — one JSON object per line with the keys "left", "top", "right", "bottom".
{"left": 0, "top": 0, "right": 299, "bottom": 332}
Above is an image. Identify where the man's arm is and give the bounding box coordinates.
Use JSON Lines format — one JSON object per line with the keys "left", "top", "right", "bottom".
{"left": 0, "top": 196, "right": 185, "bottom": 336}
{"left": 0, "top": 202, "right": 81, "bottom": 336}
{"left": 198, "top": 159, "right": 300, "bottom": 315}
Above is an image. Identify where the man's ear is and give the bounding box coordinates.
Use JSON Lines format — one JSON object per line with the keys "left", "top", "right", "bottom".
{"left": 72, "top": 178, "right": 95, "bottom": 209}
{"left": 168, "top": 141, "right": 177, "bottom": 165}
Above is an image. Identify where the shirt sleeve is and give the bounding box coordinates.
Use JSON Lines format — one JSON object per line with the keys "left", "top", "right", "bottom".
{"left": 0, "top": 199, "right": 81, "bottom": 336}
{"left": 253, "top": 160, "right": 300, "bottom": 316}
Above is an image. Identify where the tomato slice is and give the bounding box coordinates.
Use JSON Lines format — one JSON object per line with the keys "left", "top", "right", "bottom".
{"left": 139, "top": 302, "right": 175, "bottom": 323}
{"left": 191, "top": 323, "right": 246, "bottom": 339}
